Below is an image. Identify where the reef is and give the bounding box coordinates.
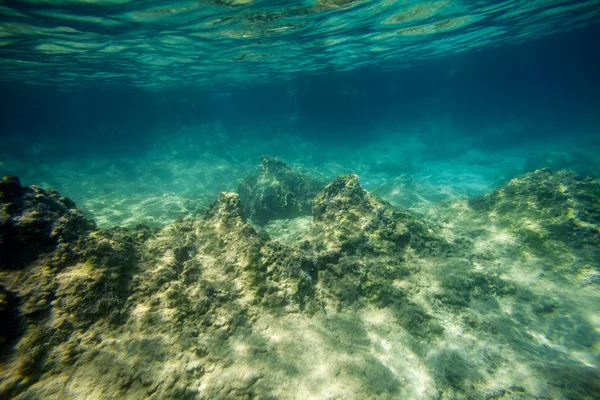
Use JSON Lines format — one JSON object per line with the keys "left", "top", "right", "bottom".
{"left": 0, "top": 163, "right": 599, "bottom": 400}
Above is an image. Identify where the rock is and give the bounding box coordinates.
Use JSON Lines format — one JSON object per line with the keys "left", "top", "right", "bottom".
{"left": 0, "top": 175, "right": 96, "bottom": 269}
{"left": 238, "top": 156, "right": 325, "bottom": 225}
{"left": 0, "top": 178, "right": 144, "bottom": 395}
{"left": 312, "top": 174, "right": 447, "bottom": 255}
{"left": 2, "top": 169, "right": 599, "bottom": 400}
{"left": 0, "top": 175, "right": 23, "bottom": 202}
{"left": 312, "top": 174, "right": 377, "bottom": 222}
{"left": 468, "top": 168, "right": 600, "bottom": 249}
{"left": 204, "top": 192, "right": 246, "bottom": 227}
{"left": 0, "top": 285, "right": 22, "bottom": 348}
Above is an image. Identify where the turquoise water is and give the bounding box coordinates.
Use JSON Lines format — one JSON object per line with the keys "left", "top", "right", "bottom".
{"left": 1, "top": 3, "right": 600, "bottom": 219}
{"left": 1, "top": 0, "right": 599, "bottom": 88}
{"left": 1, "top": 2, "right": 600, "bottom": 399}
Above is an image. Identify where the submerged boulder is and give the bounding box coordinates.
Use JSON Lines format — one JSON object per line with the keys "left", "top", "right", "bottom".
{"left": 238, "top": 156, "right": 325, "bottom": 224}
{"left": 0, "top": 175, "right": 96, "bottom": 269}
{"left": 468, "top": 168, "right": 600, "bottom": 249}
{"left": 312, "top": 174, "right": 447, "bottom": 255}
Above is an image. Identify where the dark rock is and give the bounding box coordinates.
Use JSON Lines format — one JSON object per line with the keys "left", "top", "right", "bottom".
{"left": 0, "top": 176, "right": 96, "bottom": 269}
{"left": 0, "top": 176, "right": 23, "bottom": 203}
{"left": 238, "top": 156, "right": 325, "bottom": 225}
{"left": 0, "top": 285, "right": 22, "bottom": 351}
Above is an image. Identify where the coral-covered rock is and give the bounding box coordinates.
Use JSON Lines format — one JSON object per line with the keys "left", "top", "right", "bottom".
{"left": 238, "top": 156, "right": 325, "bottom": 224}
{"left": 0, "top": 175, "right": 96, "bottom": 269}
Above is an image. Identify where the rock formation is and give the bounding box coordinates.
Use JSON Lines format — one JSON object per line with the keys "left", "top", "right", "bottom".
{"left": 237, "top": 156, "right": 325, "bottom": 224}
{"left": 0, "top": 166, "right": 598, "bottom": 399}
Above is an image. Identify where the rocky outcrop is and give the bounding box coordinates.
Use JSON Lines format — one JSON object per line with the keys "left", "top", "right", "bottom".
{"left": 312, "top": 174, "right": 448, "bottom": 256}
{"left": 0, "top": 175, "right": 95, "bottom": 270}
{"left": 1, "top": 168, "right": 599, "bottom": 400}
{"left": 0, "top": 176, "right": 144, "bottom": 397}
{"left": 237, "top": 156, "right": 325, "bottom": 224}
{"left": 468, "top": 168, "right": 600, "bottom": 252}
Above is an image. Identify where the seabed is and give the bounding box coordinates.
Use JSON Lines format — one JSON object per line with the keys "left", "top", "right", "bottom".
{"left": 1, "top": 152, "right": 599, "bottom": 399}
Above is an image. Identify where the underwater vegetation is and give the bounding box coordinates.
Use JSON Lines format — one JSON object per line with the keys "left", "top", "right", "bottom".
{"left": 1, "top": 159, "right": 599, "bottom": 399}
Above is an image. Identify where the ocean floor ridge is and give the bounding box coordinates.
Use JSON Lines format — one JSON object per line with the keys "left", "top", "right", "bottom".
{"left": 1, "top": 159, "right": 599, "bottom": 399}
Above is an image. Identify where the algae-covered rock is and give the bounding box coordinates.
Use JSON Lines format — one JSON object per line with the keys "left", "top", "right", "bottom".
{"left": 0, "top": 175, "right": 96, "bottom": 269}
{"left": 2, "top": 168, "right": 599, "bottom": 400}
{"left": 468, "top": 168, "right": 600, "bottom": 250}
{"left": 312, "top": 174, "right": 447, "bottom": 255}
{"left": 312, "top": 174, "right": 379, "bottom": 223}
{"left": 238, "top": 156, "right": 325, "bottom": 224}
{"left": 0, "top": 285, "right": 21, "bottom": 348}
{"left": 204, "top": 191, "right": 247, "bottom": 229}
{"left": 0, "top": 178, "right": 144, "bottom": 396}
{"left": 0, "top": 223, "right": 142, "bottom": 396}
{"left": 53, "top": 228, "right": 140, "bottom": 327}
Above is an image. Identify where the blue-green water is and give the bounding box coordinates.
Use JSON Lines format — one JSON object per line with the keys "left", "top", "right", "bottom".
{"left": 1, "top": 2, "right": 600, "bottom": 399}
{"left": 1, "top": 0, "right": 599, "bottom": 88}
{"left": 2, "top": 15, "right": 600, "bottom": 225}
{"left": 2, "top": 12, "right": 599, "bottom": 220}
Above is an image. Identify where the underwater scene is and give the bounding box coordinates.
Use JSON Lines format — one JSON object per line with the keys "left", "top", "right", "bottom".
{"left": 1, "top": 0, "right": 600, "bottom": 399}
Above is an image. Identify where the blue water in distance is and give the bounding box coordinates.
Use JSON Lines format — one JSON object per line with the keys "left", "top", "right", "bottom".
{"left": 0, "top": 1, "right": 599, "bottom": 225}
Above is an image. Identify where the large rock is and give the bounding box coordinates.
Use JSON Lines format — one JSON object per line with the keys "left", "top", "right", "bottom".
{"left": 238, "top": 156, "right": 325, "bottom": 225}
{"left": 468, "top": 168, "right": 600, "bottom": 250}
{"left": 312, "top": 174, "right": 448, "bottom": 255}
{"left": 2, "top": 170, "right": 599, "bottom": 400}
{"left": 0, "top": 175, "right": 96, "bottom": 269}
{"left": 0, "top": 177, "right": 143, "bottom": 396}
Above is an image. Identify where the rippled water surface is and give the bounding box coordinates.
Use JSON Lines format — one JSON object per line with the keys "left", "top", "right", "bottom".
{"left": 1, "top": 0, "right": 599, "bottom": 88}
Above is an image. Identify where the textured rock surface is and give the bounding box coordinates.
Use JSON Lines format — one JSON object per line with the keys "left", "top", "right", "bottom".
{"left": 312, "top": 174, "right": 448, "bottom": 255}
{"left": 0, "top": 175, "right": 96, "bottom": 269}
{"left": 1, "top": 168, "right": 599, "bottom": 400}
{"left": 468, "top": 168, "right": 600, "bottom": 249}
{"left": 0, "top": 176, "right": 144, "bottom": 398}
{"left": 237, "top": 156, "right": 325, "bottom": 224}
